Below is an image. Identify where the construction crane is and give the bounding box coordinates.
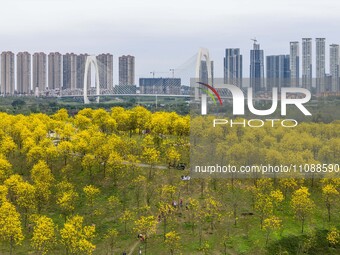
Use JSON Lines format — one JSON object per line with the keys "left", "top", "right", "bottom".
{"left": 169, "top": 68, "right": 186, "bottom": 78}
{"left": 169, "top": 69, "right": 175, "bottom": 78}
{"left": 150, "top": 71, "right": 170, "bottom": 78}
{"left": 251, "top": 38, "right": 257, "bottom": 44}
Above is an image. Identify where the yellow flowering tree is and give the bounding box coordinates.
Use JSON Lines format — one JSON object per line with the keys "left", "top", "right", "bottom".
{"left": 327, "top": 227, "right": 340, "bottom": 247}
{"left": 0, "top": 154, "right": 12, "bottom": 182}
{"left": 263, "top": 216, "right": 282, "bottom": 245}
{"left": 31, "top": 160, "right": 55, "bottom": 212}
{"left": 291, "top": 187, "right": 315, "bottom": 233}
{"left": 133, "top": 215, "right": 157, "bottom": 254}
{"left": 0, "top": 185, "right": 8, "bottom": 203}
{"left": 0, "top": 201, "right": 24, "bottom": 255}
{"left": 31, "top": 215, "right": 57, "bottom": 255}
{"left": 16, "top": 181, "right": 37, "bottom": 226}
{"left": 254, "top": 193, "right": 273, "bottom": 229}
{"left": 322, "top": 184, "right": 339, "bottom": 222}
{"left": 83, "top": 185, "right": 100, "bottom": 222}
{"left": 158, "top": 202, "right": 175, "bottom": 240}
{"left": 60, "top": 215, "right": 96, "bottom": 255}
{"left": 165, "top": 231, "right": 181, "bottom": 255}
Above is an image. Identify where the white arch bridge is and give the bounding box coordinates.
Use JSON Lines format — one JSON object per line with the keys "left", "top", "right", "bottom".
{"left": 49, "top": 48, "right": 249, "bottom": 103}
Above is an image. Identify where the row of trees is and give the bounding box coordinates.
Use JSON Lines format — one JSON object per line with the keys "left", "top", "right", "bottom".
{"left": 0, "top": 107, "right": 190, "bottom": 254}
{"left": 0, "top": 107, "right": 339, "bottom": 254}
{"left": 0, "top": 200, "right": 95, "bottom": 255}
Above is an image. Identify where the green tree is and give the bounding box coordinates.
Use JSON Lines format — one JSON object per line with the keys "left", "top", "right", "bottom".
{"left": 105, "top": 228, "right": 118, "bottom": 255}
{"left": 199, "top": 241, "right": 211, "bottom": 255}
{"left": 107, "top": 195, "right": 121, "bottom": 222}
{"left": 107, "top": 151, "right": 124, "bottom": 187}
{"left": 133, "top": 175, "right": 147, "bottom": 209}
{"left": 186, "top": 198, "right": 199, "bottom": 234}
{"left": 83, "top": 185, "right": 100, "bottom": 222}
{"left": 322, "top": 183, "right": 339, "bottom": 222}
{"left": 119, "top": 210, "right": 134, "bottom": 234}
{"left": 11, "top": 99, "right": 26, "bottom": 110}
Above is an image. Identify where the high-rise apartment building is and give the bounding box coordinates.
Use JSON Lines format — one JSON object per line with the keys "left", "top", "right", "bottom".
{"left": 17, "top": 52, "right": 31, "bottom": 94}
{"left": 0, "top": 51, "right": 15, "bottom": 95}
{"left": 330, "top": 44, "right": 339, "bottom": 93}
{"left": 200, "top": 60, "right": 214, "bottom": 85}
{"left": 139, "top": 78, "right": 181, "bottom": 94}
{"left": 63, "top": 53, "right": 77, "bottom": 90}
{"left": 97, "top": 53, "right": 113, "bottom": 89}
{"left": 266, "top": 55, "right": 290, "bottom": 91}
{"left": 224, "top": 48, "right": 242, "bottom": 87}
{"left": 302, "top": 38, "right": 312, "bottom": 90}
{"left": 119, "top": 55, "right": 135, "bottom": 85}
{"left": 48, "top": 52, "right": 62, "bottom": 90}
{"left": 76, "top": 54, "right": 91, "bottom": 89}
{"left": 316, "top": 38, "right": 326, "bottom": 93}
{"left": 33, "top": 52, "right": 47, "bottom": 92}
{"left": 250, "top": 41, "right": 264, "bottom": 93}
{"left": 289, "top": 42, "right": 299, "bottom": 87}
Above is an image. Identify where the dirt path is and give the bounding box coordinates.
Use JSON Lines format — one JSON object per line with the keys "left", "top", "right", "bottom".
{"left": 127, "top": 240, "right": 140, "bottom": 255}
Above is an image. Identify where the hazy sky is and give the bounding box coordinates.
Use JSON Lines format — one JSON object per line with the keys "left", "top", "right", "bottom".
{"left": 1, "top": 0, "right": 340, "bottom": 84}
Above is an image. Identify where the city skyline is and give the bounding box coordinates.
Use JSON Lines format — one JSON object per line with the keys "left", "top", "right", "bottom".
{"left": 0, "top": 52, "right": 120, "bottom": 94}
{"left": 1, "top": 0, "right": 340, "bottom": 83}
{"left": 1, "top": 36, "right": 340, "bottom": 95}
{"left": 2, "top": 37, "right": 340, "bottom": 80}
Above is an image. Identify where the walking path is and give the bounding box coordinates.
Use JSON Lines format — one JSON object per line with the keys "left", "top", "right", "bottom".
{"left": 127, "top": 240, "right": 140, "bottom": 255}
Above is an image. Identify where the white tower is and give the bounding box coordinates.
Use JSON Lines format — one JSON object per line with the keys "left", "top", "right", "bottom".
{"left": 83, "top": 55, "right": 100, "bottom": 104}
